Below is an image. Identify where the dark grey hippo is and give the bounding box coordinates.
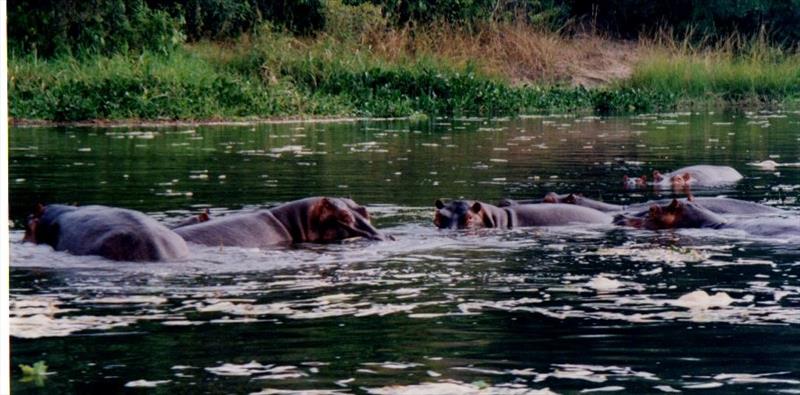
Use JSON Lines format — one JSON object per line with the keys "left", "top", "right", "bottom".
{"left": 23, "top": 204, "right": 189, "bottom": 261}
{"left": 504, "top": 192, "right": 783, "bottom": 216}
{"left": 499, "top": 193, "right": 622, "bottom": 213}
{"left": 434, "top": 199, "right": 613, "bottom": 229}
{"left": 625, "top": 197, "right": 784, "bottom": 216}
{"left": 173, "top": 197, "right": 385, "bottom": 247}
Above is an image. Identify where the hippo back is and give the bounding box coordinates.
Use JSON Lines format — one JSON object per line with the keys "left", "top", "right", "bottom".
{"left": 511, "top": 204, "right": 613, "bottom": 226}
{"left": 42, "top": 205, "right": 189, "bottom": 261}
{"left": 626, "top": 197, "right": 782, "bottom": 216}
{"left": 726, "top": 217, "right": 800, "bottom": 237}
{"left": 658, "top": 165, "right": 743, "bottom": 187}
{"left": 174, "top": 210, "right": 292, "bottom": 248}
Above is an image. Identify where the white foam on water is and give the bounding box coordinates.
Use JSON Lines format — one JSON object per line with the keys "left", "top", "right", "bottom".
{"left": 124, "top": 379, "right": 171, "bottom": 387}
{"left": 580, "top": 386, "right": 625, "bottom": 393}
{"left": 365, "top": 380, "right": 558, "bottom": 395}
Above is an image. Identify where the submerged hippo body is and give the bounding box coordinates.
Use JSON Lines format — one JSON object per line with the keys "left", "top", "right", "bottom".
{"left": 174, "top": 197, "right": 384, "bottom": 247}
{"left": 498, "top": 193, "right": 623, "bottom": 213}
{"left": 23, "top": 204, "right": 189, "bottom": 261}
{"left": 616, "top": 199, "right": 800, "bottom": 238}
{"left": 434, "top": 200, "right": 612, "bottom": 229}
{"left": 625, "top": 197, "right": 784, "bottom": 216}
{"left": 653, "top": 165, "right": 743, "bottom": 189}
{"left": 615, "top": 199, "right": 727, "bottom": 230}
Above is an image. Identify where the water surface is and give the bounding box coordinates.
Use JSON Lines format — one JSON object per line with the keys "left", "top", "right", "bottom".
{"left": 9, "top": 112, "right": 800, "bottom": 394}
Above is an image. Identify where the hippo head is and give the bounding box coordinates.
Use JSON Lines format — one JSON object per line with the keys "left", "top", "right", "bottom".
{"left": 434, "top": 199, "right": 488, "bottom": 229}
{"left": 617, "top": 199, "right": 724, "bottom": 230}
{"left": 23, "top": 204, "right": 78, "bottom": 246}
{"left": 669, "top": 172, "right": 692, "bottom": 190}
{"left": 542, "top": 192, "right": 561, "bottom": 203}
{"left": 22, "top": 203, "right": 45, "bottom": 243}
{"left": 309, "top": 197, "right": 384, "bottom": 242}
{"left": 623, "top": 175, "right": 647, "bottom": 189}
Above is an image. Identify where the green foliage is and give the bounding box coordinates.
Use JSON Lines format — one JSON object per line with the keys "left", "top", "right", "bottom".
{"left": 154, "top": 0, "right": 326, "bottom": 40}
{"left": 8, "top": 0, "right": 184, "bottom": 57}
{"left": 347, "top": 0, "right": 571, "bottom": 28}
{"left": 626, "top": 49, "right": 800, "bottom": 105}
{"left": 19, "top": 361, "right": 49, "bottom": 386}
{"left": 9, "top": 51, "right": 342, "bottom": 121}
{"left": 324, "top": 0, "right": 387, "bottom": 41}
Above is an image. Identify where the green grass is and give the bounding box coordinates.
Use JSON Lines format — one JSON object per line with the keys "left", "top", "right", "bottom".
{"left": 625, "top": 45, "right": 800, "bottom": 105}
{"left": 9, "top": 28, "right": 799, "bottom": 122}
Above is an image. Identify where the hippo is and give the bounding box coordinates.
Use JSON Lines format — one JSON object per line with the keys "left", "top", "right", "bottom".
{"left": 434, "top": 199, "right": 613, "bottom": 229}
{"left": 651, "top": 165, "right": 743, "bottom": 189}
{"left": 615, "top": 199, "right": 800, "bottom": 237}
{"left": 623, "top": 175, "right": 647, "bottom": 189}
{"left": 23, "top": 204, "right": 189, "bottom": 261}
{"left": 614, "top": 199, "right": 727, "bottom": 230}
{"left": 173, "top": 197, "right": 385, "bottom": 248}
{"left": 505, "top": 189, "right": 782, "bottom": 216}
{"left": 625, "top": 197, "right": 784, "bottom": 216}
{"left": 499, "top": 193, "right": 623, "bottom": 213}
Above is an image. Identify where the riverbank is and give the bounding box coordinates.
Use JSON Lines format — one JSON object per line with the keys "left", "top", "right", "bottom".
{"left": 9, "top": 24, "right": 800, "bottom": 122}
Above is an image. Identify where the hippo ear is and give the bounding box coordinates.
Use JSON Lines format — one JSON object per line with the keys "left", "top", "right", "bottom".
{"left": 543, "top": 193, "right": 558, "bottom": 203}
{"left": 564, "top": 193, "right": 577, "bottom": 204}
{"left": 681, "top": 172, "right": 691, "bottom": 181}
{"left": 653, "top": 171, "right": 662, "bottom": 181}
{"left": 667, "top": 198, "right": 681, "bottom": 210}
{"left": 435, "top": 199, "right": 445, "bottom": 210}
{"left": 640, "top": 175, "right": 647, "bottom": 182}
{"left": 623, "top": 175, "right": 629, "bottom": 181}
{"left": 198, "top": 209, "right": 210, "bottom": 223}
{"left": 34, "top": 203, "right": 45, "bottom": 217}
{"left": 470, "top": 202, "right": 483, "bottom": 213}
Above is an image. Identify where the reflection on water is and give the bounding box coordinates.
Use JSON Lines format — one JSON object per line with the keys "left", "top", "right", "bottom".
{"left": 9, "top": 111, "right": 800, "bottom": 394}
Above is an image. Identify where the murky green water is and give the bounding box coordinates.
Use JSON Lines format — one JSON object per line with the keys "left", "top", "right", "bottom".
{"left": 9, "top": 112, "right": 800, "bottom": 394}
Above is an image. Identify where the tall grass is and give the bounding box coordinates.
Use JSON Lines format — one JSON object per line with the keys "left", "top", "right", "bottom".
{"left": 627, "top": 30, "right": 800, "bottom": 104}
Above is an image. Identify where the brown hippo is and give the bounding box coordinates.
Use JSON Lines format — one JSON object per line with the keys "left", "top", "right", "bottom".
{"left": 23, "top": 204, "right": 189, "bottom": 261}
{"left": 614, "top": 199, "right": 727, "bottom": 230}
{"left": 615, "top": 199, "right": 800, "bottom": 237}
{"left": 173, "top": 197, "right": 385, "bottom": 247}
{"left": 434, "top": 199, "right": 612, "bottom": 229}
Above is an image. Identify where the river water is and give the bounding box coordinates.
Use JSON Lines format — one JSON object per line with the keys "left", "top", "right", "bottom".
{"left": 9, "top": 112, "right": 800, "bottom": 394}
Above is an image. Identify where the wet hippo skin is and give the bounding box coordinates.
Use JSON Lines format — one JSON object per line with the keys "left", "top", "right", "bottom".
{"left": 174, "top": 197, "right": 384, "bottom": 247}
{"left": 625, "top": 197, "right": 784, "bottom": 216}
{"left": 170, "top": 209, "right": 211, "bottom": 229}
{"left": 505, "top": 193, "right": 783, "bottom": 216}
{"left": 499, "top": 193, "right": 623, "bottom": 213}
{"left": 23, "top": 204, "right": 189, "bottom": 261}
{"left": 435, "top": 199, "right": 613, "bottom": 229}
{"left": 652, "top": 165, "right": 743, "bottom": 188}
{"left": 616, "top": 199, "right": 800, "bottom": 237}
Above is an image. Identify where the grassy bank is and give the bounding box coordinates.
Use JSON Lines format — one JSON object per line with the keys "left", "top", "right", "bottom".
{"left": 9, "top": 25, "right": 800, "bottom": 122}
